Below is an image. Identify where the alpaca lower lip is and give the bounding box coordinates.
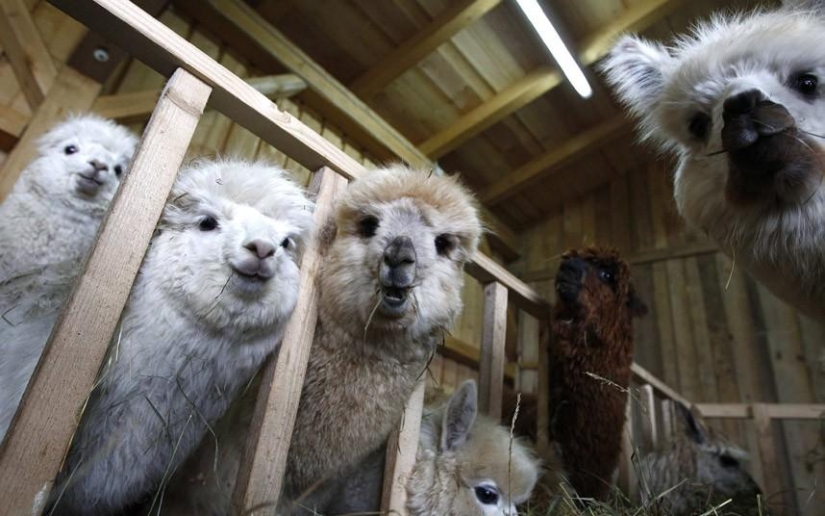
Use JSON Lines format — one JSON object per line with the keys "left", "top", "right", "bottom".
{"left": 76, "top": 175, "right": 102, "bottom": 194}
{"left": 231, "top": 268, "right": 272, "bottom": 282}
{"left": 379, "top": 286, "right": 409, "bottom": 316}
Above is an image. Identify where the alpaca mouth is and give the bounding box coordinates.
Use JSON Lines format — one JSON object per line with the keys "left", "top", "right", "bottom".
{"left": 76, "top": 173, "right": 103, "bottom": 195}
{"left": 379, "top": 286, "right": 410, "bottom": 317}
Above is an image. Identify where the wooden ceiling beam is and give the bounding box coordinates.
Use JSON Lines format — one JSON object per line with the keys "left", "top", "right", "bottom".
{"left": 349, "top": 0, "right": 502, "bottom": 99}
{"left": 170, "top": 0, "right": 523, "bottom": 260}
{"left": 479, "top": 115, "right": 626, "bottom": 205}
{"left": 418, "top": 0, "right": 683, "bottom": 160}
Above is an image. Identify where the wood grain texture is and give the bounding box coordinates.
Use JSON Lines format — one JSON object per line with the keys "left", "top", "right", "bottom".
{"left": 0, "top": 0, "right": 58, "bottom": 109}
{"left": 380, "top": 378, "right": 426, "bottom": 514}
{"left": 0, "top": 66, "right": 100, "bottom": 202}
{"left": 478, "top": 281, "right": 508, "bottom": 418}
{"left": 0, "top": 68, "right": 211, "bottom": 514}
{"left": 232, "top": 167, "right": 349, "bottom": 512}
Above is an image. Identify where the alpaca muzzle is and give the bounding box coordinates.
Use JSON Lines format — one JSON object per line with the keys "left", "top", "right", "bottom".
{"left": 721, "top": 89, "right": 820, "bottom": 205}
{"left": 378, "top": 236, "right": 417, "bottom": 317}
{"left": 555, "top": 258, "right": 585, "bottom": 305}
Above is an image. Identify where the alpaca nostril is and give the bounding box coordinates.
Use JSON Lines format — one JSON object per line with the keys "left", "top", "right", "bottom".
{"left": 89, "top": 159, "right": 108, "bottom": 173}
{"left": 244, "top": 239, "right": 276, "bottom": 259}
{"left": 723, "top": 89, "right": 764, "bottom": 116}
{"left": 383, "top": 236, "right": 416, "bottom": 268}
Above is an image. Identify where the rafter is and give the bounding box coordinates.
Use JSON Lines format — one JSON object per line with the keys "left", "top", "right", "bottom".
{"left": 349, "top": 0, "right": 502, "bottom": 99}
{"left": 479, "top": 115, "right": 626, "bottom": 205}
{"left": 171, "top": 0, "right": 523, "bottom": 260}
{"left": 418, "top": 0, "right": 683, "bottom": 159}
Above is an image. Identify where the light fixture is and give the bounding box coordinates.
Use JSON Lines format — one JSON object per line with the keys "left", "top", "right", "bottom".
{"left": 515, "top": 0, "right": 593, "bottom": 99}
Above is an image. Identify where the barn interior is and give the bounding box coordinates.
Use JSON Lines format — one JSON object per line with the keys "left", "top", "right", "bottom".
{"left": 0, "top": 0, "right": 823, "bottom": 514}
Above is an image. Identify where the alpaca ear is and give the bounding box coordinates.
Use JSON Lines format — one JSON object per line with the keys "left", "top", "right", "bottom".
{"left": 600, "top": 35, "right": 673, "bottom": 117}
{"left": 441, "top": 380, "right": 477, "bottom": 452}
{"left": 676, "top": 402, "right": 707, "bottom": 444}
{"left": 627, "top": 287, "right": 648, "bottom": 317}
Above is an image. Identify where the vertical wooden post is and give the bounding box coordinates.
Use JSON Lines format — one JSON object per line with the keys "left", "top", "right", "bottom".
{"left": 638, "top": 384, "right": 658, "bottom": 452}
{"left": 380, "top": 377, "right": 426, "bottom": 515}
{"left": 536, "top": 316, "right": 551, "bottom": 451}
{"left": 752, "top": 403, "right": 781, "bottom": 506}
{"left": 0, "top": 68, "right": 211, "bottom": 514}
{"left": 661, "top": 399, "right": 675, "bottom": 442}
{"left": 479, "top": 281, "right": 507, "bottom": 418}
{"left": 233, "top": 166, "right": 348, "bottom": 512}
{"left": 617, "top": 396, "right": 638, "bottom": 498}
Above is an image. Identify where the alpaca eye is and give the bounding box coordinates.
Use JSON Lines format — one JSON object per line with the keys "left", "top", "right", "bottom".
{"left": 794, "top": 72, "right": 818, "bottom": 96}
{"left": 358, "top": 216, "right": 379, "bottom": 238}
{"left": 435, "top": 234, "right": 454, "bottom": 256}
{"left": 719, "top": 454, "right": 739, "bottom": 468}
{"left": 198, "top": 216, "right": 219, "bottom": 231}
{"left": 114, "top": 165, "right": 124, "bottom": 177}
{"left": 688, "top": 112, "right": 711, "bottom": 139}
{"left": 64, "top": 144, "right": 78, "bottom": 155}
{"left": 281, "top": 237, "right": 290, "bottom": 249}
{"left": 598, "top": 269, "right": 615, "bottom": 284}
{"left": 474, "top": 485, "right": 499, "bottom": 505}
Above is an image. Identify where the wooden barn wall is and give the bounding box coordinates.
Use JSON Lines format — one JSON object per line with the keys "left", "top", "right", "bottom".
{"left": 518, "top": 162, "right": 825, "bottom": 514}
{"left": 0, "top": 4, "right": 480, "bottom": 391}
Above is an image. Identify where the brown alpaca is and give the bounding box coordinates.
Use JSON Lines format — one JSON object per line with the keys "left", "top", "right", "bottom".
{"left": 549, "top": 246, "right": 647, "bottom": 501}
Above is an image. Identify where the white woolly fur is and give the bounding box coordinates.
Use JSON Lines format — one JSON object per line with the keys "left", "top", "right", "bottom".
{"left": 0, "top": 114, "right": 137, "bottom": 283}
{"left": 602, "top": 0, "right": 825, "bottom": 318}
{"left": 47, "top": 159, "right": 313, "bottom": 515}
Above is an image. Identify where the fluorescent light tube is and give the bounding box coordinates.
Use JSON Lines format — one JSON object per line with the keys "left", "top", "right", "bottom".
{"left": 515, "top": 0, "right": 593, "bottom": 98}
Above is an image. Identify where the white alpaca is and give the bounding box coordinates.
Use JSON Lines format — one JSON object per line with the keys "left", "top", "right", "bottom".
{"left": 601, "top": 0, "right": 825, "bottom": 319}
{"left": 47, "top": 160, "right": 313, "bottom": 516}
{"left": 323, "top": 380, "right": 541, "bottom": 516}
{"left": 0, "top": 114, "right": 137, "bottom": 283}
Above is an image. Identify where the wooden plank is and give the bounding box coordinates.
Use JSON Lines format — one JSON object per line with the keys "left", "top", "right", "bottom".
{"left": 617, "top": 397, "right": 638, "bottom": 498}
{"left": 232, "top": 167, "right": 348, "bottom": 511}
{"left": 660, "top": 399, "right": 675, "bottom": 442}
{"left": 752, "top": 404, "right": 782, "bottom": 503}
{"left": 380, "top": 378, "right": 426, "bottom": 514}
{"left": 91, "top": 73, "right": 307, "bottom": 121}
{"left": 696, "top": 403, "right": 825, "bottom": 420}
{"left": 0, "top": 68, "right": 211, "bottom": 513}
{"left": 535, "top": 317, "right": 551, "bottom": 451}
{"left": 417, "top": 0, "right": 681, "bottom": 160}
{"left": 631, "top": 363, "right": 690, "bottom": 407}
{"left": 638, "top": 384, "right": 659, "bottom": 451}
{"left": 350, "top": 0, "right": 502, "bottom": 99}
{"left": 0, "top": 105, "right": 28, "bottom": 151}
{"left": 0, "top": 66, "right": 101, "bottom": 203}
{"left": 465, "top": 252, "right": 550, "bottom": 319}
{"left": 0, "top": 0, "right": 59, "bottom": 109}
{"left": 479, "top": 116, "right": 626, "bottom": 205}
{"left": 478, "top": 281, "right": 507, "bottom": 418}
{"left": 441, "top": 336, "right": 517, "bottom": 381}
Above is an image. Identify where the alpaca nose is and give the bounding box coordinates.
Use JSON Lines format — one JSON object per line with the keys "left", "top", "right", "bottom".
{"left": 383, "top": 236, "right": 416, "bottom": 267}
{"left": 89, "top": 159, "right": 108, "bottom": 173}
{"left": 721, "top": 89, "right": 794, "bottom": 151}
{"left": 723, "top": 89, "right": 762, "bottom": 116}
{"left": 244, "top": 239, "right": 276, "bottom": 259}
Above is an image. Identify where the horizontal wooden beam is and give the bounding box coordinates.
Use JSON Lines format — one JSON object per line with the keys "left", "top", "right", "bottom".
{"left": 696, "top": 403, "right": 825, "bottom": 420}
{"left": 441, "top": 336, "right": 517, "bottom": 381}
{"left": 91, "top": 73, "right": 307, "bottom": 121}
{"left": 520, "top": 240, "right": 720, "bottom": 283}
{"left": 0, "top": 105, "right": 28, "bottom": 151}
{"left": 631, "top": 363, "right": 690, "bottom": 407}
{"left": 479, "top": 115, "right": 626, "bottom": 205}
{"left": 170, "top": 0, "right": 522, "bottom": 260}
{"left": 49, "top": 0, "right": 543, "bottom": 312}
{"left": 418, "top": 0, "right": 681, "bottom": 160}
{"left": 350, "top": 0, "right": 502, "bottom": 99}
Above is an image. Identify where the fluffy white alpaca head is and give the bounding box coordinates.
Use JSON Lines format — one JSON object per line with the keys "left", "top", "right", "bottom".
{"left": 321, "top": 164, "right": 481, "bottom": 339}
{"left": 601, "top": 0, "right": 825, "bottom": 260}
{"left": 147, "top": 159, "right": 313, "bottom": 334}
{"left": 30, "top": 114, "right": 137, "bottom": 211}
{"left": 408, "top": 380, "right": 541, "bottom": 516}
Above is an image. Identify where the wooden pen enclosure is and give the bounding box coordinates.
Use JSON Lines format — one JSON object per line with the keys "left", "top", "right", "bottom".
{"left": 0, "top": 0, "right": 824, "bottom": 515}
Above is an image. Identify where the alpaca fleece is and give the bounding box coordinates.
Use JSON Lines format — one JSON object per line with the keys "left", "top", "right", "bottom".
{"left": 549, "top": 247, "right": 647, "bottom": 501}
{"left": 163, "top": 164, "right": 482, "bottom": 515}
{"left": 602, "top": 0, "right": 825, "bottom": 319}
{"left": 0, "top": 114, "right": 137, "bottom": 283}
{"left": 639, "top": 404, "right": 763, "bottom": 516}
{"left": 48, "top": 160, "right": 313, "bottom": 515}
{"left": 324, "top": 380, "right": 540, "bottom": 516}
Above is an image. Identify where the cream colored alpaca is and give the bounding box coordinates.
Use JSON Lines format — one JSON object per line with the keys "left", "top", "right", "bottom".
{"left": 163, "top": 164, "right": 482, "bottom": 515}
{"left": 324, "top": 380, "right": 541, "bottom": 516}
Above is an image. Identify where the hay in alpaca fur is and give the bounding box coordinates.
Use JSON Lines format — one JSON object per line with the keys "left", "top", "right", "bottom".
{"left": 549, "top": 247, "right": 647, "bottom": 501}
{"left": 323, "top": 380, "right": 541, "bottom": 516}
{"left": 46, "top": 159, "right": 313, "bottom": 515}
{"left": 639, "top": 403, "right": 763, "bottom": 516}
{"left": 601, "top": 0, "right": 825, "bottom": 319}
{"left": 163, "top": 164, "right": 482, "bottom": 515}
{"left": 0, "top": 114, "right": 137, "bottom": 283}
